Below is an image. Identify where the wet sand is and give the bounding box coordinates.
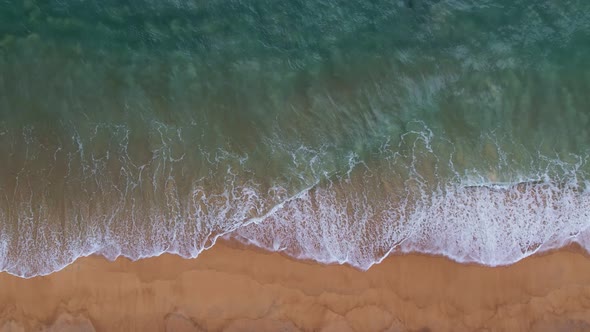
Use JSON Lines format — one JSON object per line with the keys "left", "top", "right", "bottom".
{"left": 1, "top": 240, "right": 590, "bottom": 332}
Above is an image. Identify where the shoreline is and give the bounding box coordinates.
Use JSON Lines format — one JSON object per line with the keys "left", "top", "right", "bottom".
{"left": 1, "top": 240, "right": 590, "bottom": 331}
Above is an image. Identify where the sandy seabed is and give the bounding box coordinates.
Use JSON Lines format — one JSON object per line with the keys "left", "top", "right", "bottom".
{"left": 1, "top": 240, "right": 590, "bottom": 332}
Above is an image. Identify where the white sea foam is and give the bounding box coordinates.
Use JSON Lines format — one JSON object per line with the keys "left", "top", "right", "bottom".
{"left": 2, "top": 122, "right": 590, "bottom": 278}
{"left": 232, "top": 180, "right": 590, "bottom": 269}
{"left": 2, "top": 175, "right": 590, "bottom": 278}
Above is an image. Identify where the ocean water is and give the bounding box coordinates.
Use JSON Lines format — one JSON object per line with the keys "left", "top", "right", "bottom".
{"left": 1, "top": 0, "right": 590, "bottom": 277}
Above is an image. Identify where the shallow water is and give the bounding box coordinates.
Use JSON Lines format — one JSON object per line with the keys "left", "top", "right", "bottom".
{"left": 1, "top": 0, "right": 590, "bottom": 277}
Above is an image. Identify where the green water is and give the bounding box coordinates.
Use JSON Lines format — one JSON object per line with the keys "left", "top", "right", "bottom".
{"left": 1, "top": 0, "right": 590, "bottom": 276}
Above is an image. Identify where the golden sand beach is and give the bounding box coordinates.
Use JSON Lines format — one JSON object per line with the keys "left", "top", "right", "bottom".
{"left": 1, "top": 240, "right": 590, "bottom": 332}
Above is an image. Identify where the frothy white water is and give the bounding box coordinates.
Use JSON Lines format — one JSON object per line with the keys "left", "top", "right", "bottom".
{"left": 2, "top": 177, "right": 590, "bottom": 278}
{"left": 1, "top": 121, "right": 590, "bottom": 277}
{"left": 232, "top": 180, "right": 590, "bottom": 269}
